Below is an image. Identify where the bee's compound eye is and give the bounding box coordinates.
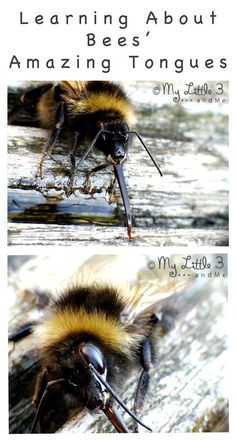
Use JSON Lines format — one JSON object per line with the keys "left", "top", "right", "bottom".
{"left": 80, "top": 344, "right": 105, "bottom": 374}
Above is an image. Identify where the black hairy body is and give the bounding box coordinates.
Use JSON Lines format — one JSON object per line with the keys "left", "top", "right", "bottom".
{"left": 20, "top": 81, "right": 134, "bottom": 161}
{"left": 35, "top": 81, "right": 133, "bottom": 130}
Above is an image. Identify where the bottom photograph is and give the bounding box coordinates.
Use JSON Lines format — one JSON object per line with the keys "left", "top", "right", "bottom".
{"left": 8, "top": 253, "right": 228, "bottom": 433}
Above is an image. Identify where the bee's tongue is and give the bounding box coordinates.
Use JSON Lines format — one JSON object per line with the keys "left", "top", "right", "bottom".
{"left": 103, "top": 404, "right": 129, "bottom": 433}
{"left": 114, "top": 163, "right": 132, "bottom": 240}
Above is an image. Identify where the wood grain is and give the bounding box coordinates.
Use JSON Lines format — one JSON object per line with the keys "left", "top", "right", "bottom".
{"left": 8, "top": 223, "right": 228, "bottom": 246}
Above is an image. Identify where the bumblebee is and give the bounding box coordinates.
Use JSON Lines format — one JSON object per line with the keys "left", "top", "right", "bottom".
{"left": 9, "top": 254, "right": 194, "bottom": 433}
{"left": 9, "top": 81, "right": 162, "bottom": 239}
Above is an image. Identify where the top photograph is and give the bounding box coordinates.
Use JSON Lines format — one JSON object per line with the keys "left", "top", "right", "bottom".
{"left": 8, "top": 80, "right": 228, "bottom": 246}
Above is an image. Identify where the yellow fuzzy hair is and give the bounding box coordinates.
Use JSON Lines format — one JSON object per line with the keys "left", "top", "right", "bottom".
{"left": 66, "top": 92, "right": 135, "bottom": 126}
{"left": 37, "top": 308, "right": 139, "bottom": 353}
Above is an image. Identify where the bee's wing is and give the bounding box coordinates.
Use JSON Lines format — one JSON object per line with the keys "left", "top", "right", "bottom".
{"left": 71, "top": 254, "right": 147, "bottom": 288}
{"left": 60, "top": 81, "right": 86, "bottom": 98}
{"left": 121, "top": 269, "right": 196, "bottom": 325}
{"left": 72, "top": 254, "right": 196, "bottom": 325}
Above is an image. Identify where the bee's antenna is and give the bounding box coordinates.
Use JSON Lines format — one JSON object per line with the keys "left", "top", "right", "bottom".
{"left": 75, "top": 128, "right": 104, "bottom": 171}
{"left": 128, "top": 131, "right": 163, "bottom": 177}
{"left": 89, "top": 364, "right": 152, "bottom": 432}
{"left": 75, "top": 127, "right": 114, "bottom": 171}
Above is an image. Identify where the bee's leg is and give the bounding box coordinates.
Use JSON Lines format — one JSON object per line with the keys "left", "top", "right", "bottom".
{"left": 36, "top": 102, "right": 65, "bottom": 179}
{"left": 33, "top": 369, "right": 48, "bottom": 409}
{"left": 133, "top": 339, "right": 153, "bottom": 432}
{"left": 31, "top": 368, "right": 48, "bottom": 433}
{"left": 31, "top": 373, "right": 66, "bottom": 433}
{"left": 66, "top": 131, "right": 81, "bottom": 196}
{"left": 70, "top": 132, "right": 80, "bottom": 168}
{"left": 82, "top": 163, "right": 108, "bottom": 193}
{"left": 105, "top": 176, "right": 117, "bottom": 204}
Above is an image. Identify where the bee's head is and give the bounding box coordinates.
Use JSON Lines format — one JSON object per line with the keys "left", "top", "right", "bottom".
{"left": 35, "top": 339, "right": 152, "bottom": 433}
{"left": 67, "top": 342, "right": 107, "bottom": 411}
{"left": 97, "top": 122, "right": 130, "bottom": 164}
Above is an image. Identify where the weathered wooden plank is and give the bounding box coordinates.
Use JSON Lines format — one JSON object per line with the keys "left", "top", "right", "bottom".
{"left": 8, "top": 81, "right": 229, "bottom": 245}
{"left": 8, "top": 223, "right": 228, "bottom": 246}
{"left": 8, "top": 125, "right": 228, "bottom": 227}
{"left": 8, "top": 255, "right": 228, "bottom": 433}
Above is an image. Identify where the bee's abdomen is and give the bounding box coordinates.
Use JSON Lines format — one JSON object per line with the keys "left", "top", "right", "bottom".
{"left": 36, "top": 86, "right": 60, "bottom": 129}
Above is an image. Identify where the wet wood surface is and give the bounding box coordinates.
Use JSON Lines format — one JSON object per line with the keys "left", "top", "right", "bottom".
{"left": 8, "top": 223, "right": 228, "bottom": 246}
{"left": 8, "top": 255, "right": 228, "bottom": 433}
{"left": 8, "top": 81, "right": 229, "bottom": 246}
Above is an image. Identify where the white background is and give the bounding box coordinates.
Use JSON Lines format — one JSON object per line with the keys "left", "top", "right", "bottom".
{"left": 1, "top": 0, "right": 233, "bottom": 80}
{"left": 0, "top": 0, "right": 234, "bottom": 440}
